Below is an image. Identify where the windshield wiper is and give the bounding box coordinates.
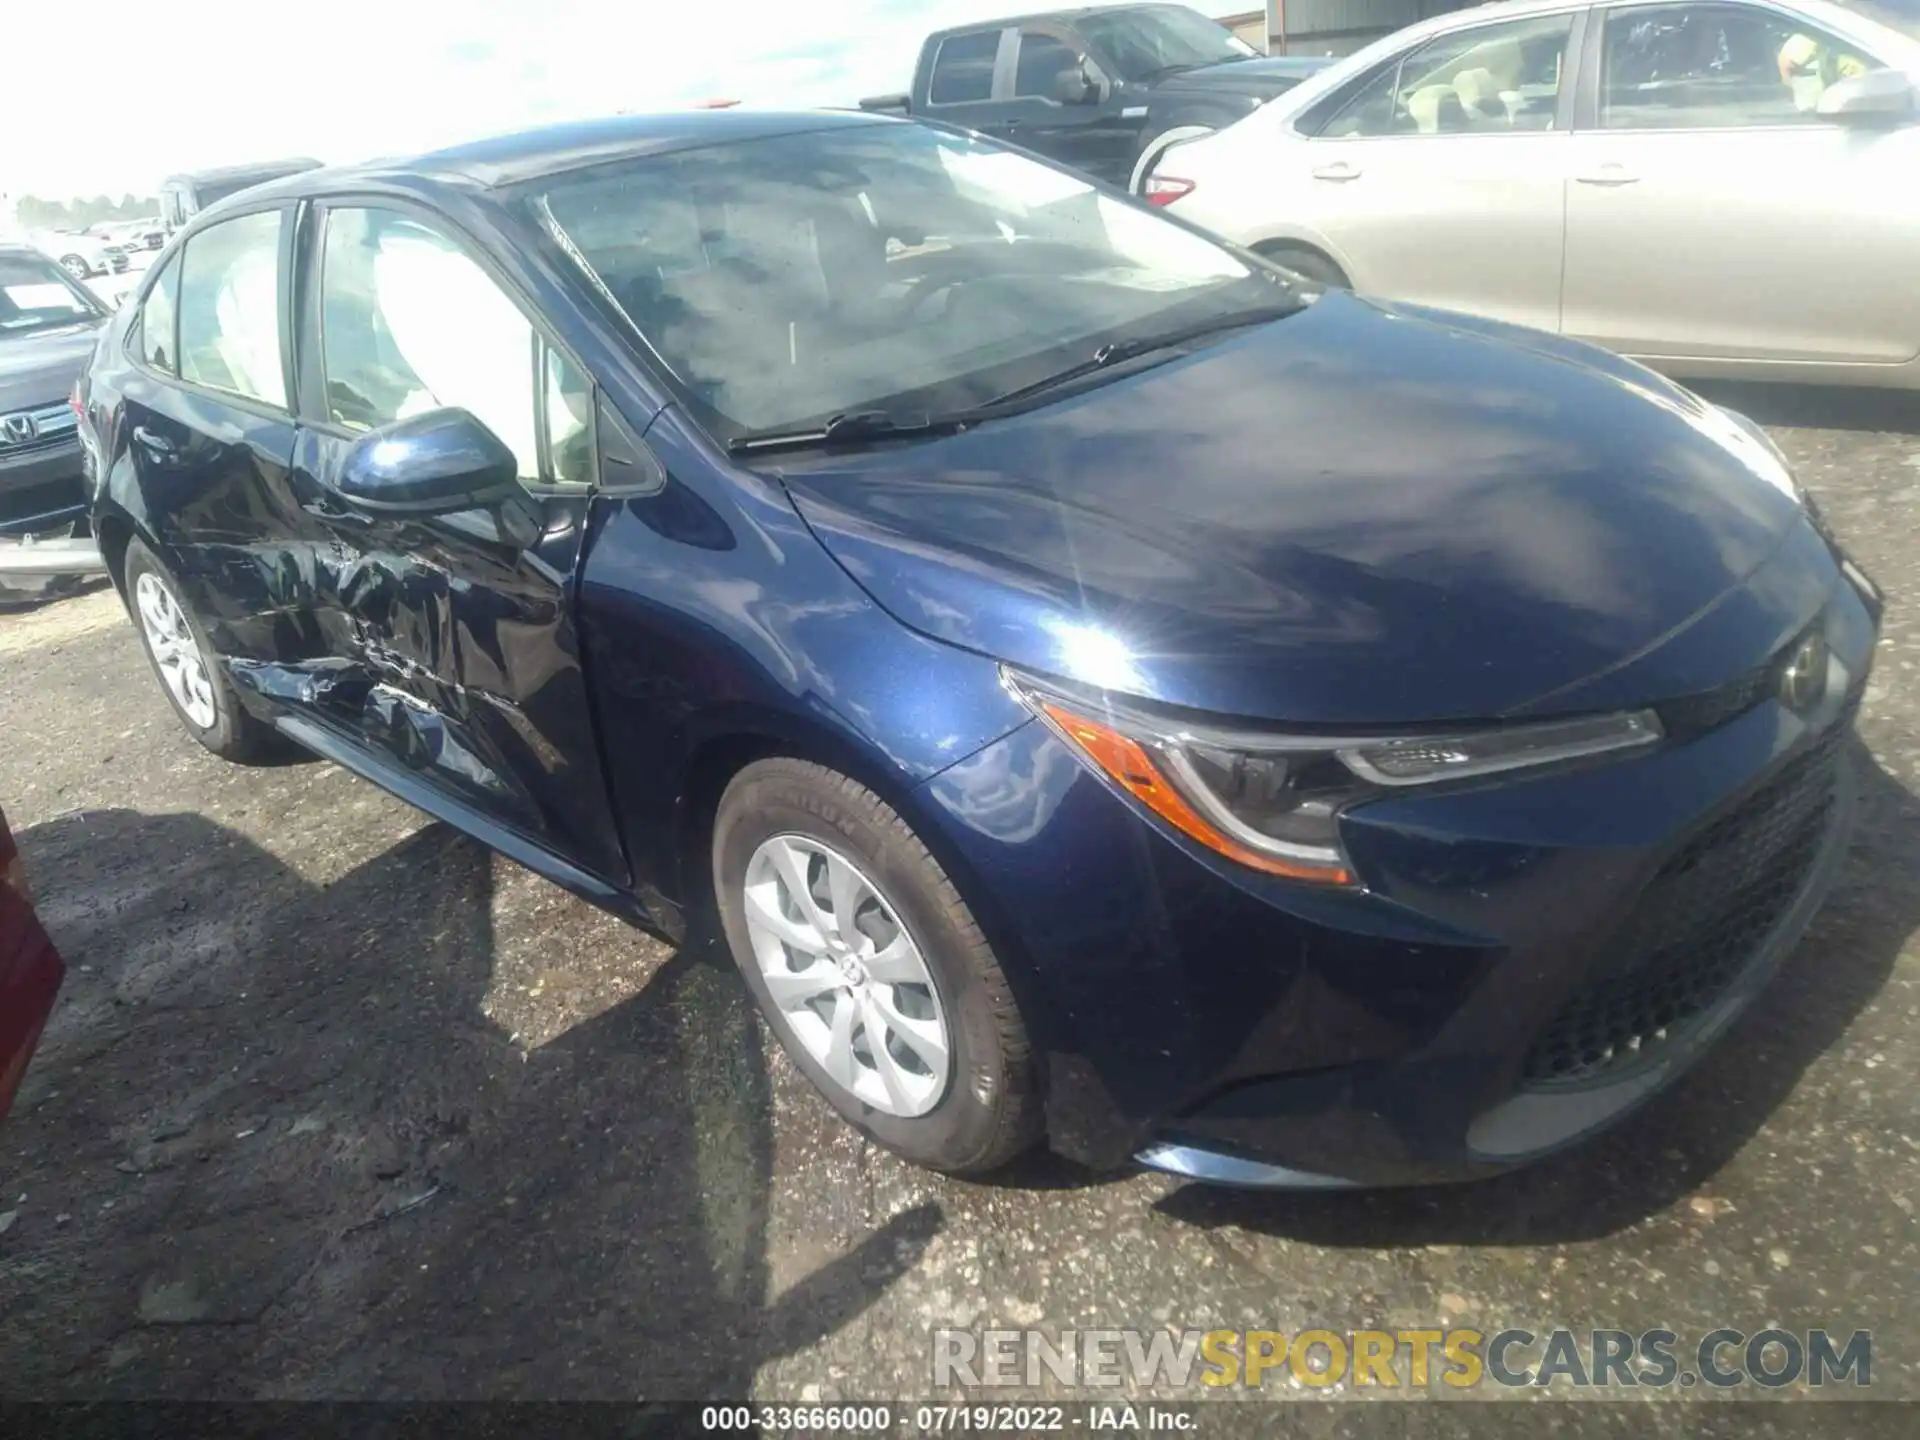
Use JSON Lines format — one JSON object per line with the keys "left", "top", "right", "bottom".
{"left": 971, "top": 305, "right": 1300, "bottom": 413}
{"left": 727, "top": 408, "right": 967, "bottom": 457}
{"left": 726, "top": 305, "right": 1298, "bottom": 457}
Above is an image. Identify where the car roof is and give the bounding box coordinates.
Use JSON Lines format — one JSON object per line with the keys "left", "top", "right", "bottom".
{"left": 229, "top": 109, "right": 899, "bottom": 200}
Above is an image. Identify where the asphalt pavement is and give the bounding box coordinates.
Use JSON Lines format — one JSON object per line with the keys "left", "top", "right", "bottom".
{"left": 0, "top": 382, "right": 1916, "bottom": 1423}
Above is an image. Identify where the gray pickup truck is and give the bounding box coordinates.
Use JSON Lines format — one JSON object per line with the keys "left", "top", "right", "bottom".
{"left": 858, "top": 4, "right": 1330, "bottom": 187}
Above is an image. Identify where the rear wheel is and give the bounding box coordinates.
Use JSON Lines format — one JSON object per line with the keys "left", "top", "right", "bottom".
{"left": 713, "top": 758, "right": 1042, "bottom": 1175}
{"left": 58, "top": 254, "right": 91, "bottom": 281}
{"left": 123, "top": 538, "right": 285, "bottom": 763}
{"left": 1254, "top": 241, "right": 1350, "bottom": 290}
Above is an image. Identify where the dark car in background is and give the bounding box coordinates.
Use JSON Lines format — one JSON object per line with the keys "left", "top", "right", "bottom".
{"left": 859, "top": 4, "right": 1331, "bottom": 185}
{"left": 80, "top": 110, "right": 1880, "bottom": 1188}
{"left": 1, "top": 244, "right": 109, "bottom": 602}
{"left": 158, "top": 159, "right": 324, "bottom": 236}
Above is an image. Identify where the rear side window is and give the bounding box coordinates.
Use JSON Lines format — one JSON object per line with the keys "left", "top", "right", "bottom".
{"left": 929, "top": 31, "right": 1001, "bottom": 103}
{"left": 177, "top": 210, "right": 286, "bottom": 406}
{"left": 138, "top": 253, "right": 180, "bottom": 374}
{"left": 1314, "top": 14, "right": 1573, "bottom": 136}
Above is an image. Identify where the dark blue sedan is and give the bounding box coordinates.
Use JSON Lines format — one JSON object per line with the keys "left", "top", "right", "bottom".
{"left": 79, "top": 109, "right": 1883, "bottom": 1188}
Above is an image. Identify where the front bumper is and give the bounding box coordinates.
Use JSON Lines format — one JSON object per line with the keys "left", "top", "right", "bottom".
{"left": 0, "top": 433, "right": 101, "bottom": 582}
{"left": 1, "top": 433, "right": 89, "bottom": 538}
{"left": 916, "top": 519, "right": 1880, "bottom": 1186}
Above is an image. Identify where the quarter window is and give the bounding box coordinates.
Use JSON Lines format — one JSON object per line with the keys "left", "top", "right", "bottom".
{"left": 177, "top": 210, "right": 286, "bottom": 406}
{"left": 1600, "top": 4, "right": 1884, "bottom": 129}
{"left": 929, "top": 31, "right": 1002, "bottom": 104}
{"left": 137, "top": 254, "right": 179, "bottom": 375}
{"left": 1318, "top": 14, "right": 1574, "bottom": 136}
{"left": 319, "top": 206, "right": 544, "bottom": 481}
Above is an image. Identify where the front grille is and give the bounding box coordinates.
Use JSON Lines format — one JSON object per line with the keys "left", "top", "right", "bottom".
{"left": 0, "top": 404, "right": 79, "bottom": 458}
{"left": 1521, "top": 722, "right": 1845, "bottom": 1087}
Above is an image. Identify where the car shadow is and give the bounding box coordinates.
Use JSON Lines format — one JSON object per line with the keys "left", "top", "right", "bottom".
{"left": 0, "top": 807, "right": 939, "bottom": 1399}
{"left": 1691, "top": 380, "right": 1920, "bottom": 437}
{"left": 1154, "top": 741, "right": 1918, "bottom": 1246}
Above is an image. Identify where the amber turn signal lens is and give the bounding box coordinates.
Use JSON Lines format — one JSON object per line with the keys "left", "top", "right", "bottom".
{"left": 1039, "top": 702, "right": 1353, "bottom": 885}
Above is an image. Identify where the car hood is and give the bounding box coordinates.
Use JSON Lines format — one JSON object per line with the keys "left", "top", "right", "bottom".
{"left": 773, "top": 293, "right": 1810, "bottom": 727}
{"left": 0, "top": 321, "right": 103, "bottom": 414}
{"left": 1147, "top": 54, "right": 1335, "bottom": 101}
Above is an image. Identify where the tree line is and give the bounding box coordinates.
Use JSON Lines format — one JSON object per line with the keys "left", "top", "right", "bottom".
{"left": 12, "top": 195, "right": 161, "bottom": 231}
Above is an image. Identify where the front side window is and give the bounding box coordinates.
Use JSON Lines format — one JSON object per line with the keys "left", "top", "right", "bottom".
{"left": 138, "top": 253, "right": 180, "bottom": 373}
{"left": 1077, "top": 4, "right": 1257, "bottom": 82}
{"left": 535, "top": 122, "right": 1285, "bottom": 440}
{"left": 1601, "top": 4, "right": 1885, "bottom": 128}
{"left": 1014, "top": 31, "right": 1083, "bottom": 99}
{"left": 929, "top": 31, "right": 1002, "bottom": 104}
{"left": 177, "top": 209, "right": 286, "bottom": 406}
{"left": 320, "top": 206, "right": 546, "bottom": 481}
{"left": 0, "top": 251, "right": 104, "bottom": 338}
{"left": 1320, "top": 14, "right": 1574, "bottom": 136}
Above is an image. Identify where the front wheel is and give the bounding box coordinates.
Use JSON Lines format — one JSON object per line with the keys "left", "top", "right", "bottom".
{"left": 713, "top": 758, "right": 1042, "bottom": 1175}
{"left": 59, "top": 254, "right": 91, "bottom": 281}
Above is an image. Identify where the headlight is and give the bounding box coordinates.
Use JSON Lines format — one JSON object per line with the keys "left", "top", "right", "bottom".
{"left": 1007, "top": 671, "right": 1663, "bottom": 887}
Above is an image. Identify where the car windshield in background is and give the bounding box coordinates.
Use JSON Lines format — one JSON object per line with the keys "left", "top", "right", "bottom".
{"left": 0, "top": 254, "right": 103, "bottom": 336}
{"left": 1079, "top": 5, "right": 1258, "bottom": 80}
{"left": 535, "top": 122, "right": 1289, "bottom": 439}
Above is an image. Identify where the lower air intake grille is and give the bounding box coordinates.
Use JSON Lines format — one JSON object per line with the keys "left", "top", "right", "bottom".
{"left": 1522, "top": 724, "right": 1844, "bottom": 1087}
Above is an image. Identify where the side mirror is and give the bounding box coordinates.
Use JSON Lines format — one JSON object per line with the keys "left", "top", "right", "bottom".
{"left": 336, "top": 408, "right": 521, "bottom": 516}
{"left": 1816, "top": 68, "right": 1915, "bottom": 122}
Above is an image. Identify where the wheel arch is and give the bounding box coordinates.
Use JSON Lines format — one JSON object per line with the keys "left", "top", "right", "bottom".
{"left": 673, "top": 710, "right": 1067, "bottom": 1056}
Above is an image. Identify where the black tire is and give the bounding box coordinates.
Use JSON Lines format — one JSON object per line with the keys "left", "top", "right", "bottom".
{"left": 712, "top": 758, "right": 1042, "bottom": 1175}
{"left": 1254, "top": 241, "right": 1351, "bottom": 290}
{"left": 59, "top": 254, "right": 91, "bottom": 281}
{"left": 123, "top": 537, "right": 287, "bottom": 764}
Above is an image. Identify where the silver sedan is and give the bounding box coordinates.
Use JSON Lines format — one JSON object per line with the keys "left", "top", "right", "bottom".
{"left": 1142, "top": 0, "right": 1920, "bottom": 388}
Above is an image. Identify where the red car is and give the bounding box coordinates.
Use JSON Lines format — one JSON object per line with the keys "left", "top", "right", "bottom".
{"left": 0, "top": 803, "right": 63, "bottom": 1123}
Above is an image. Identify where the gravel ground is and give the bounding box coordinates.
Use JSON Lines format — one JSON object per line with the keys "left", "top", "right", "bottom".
{"left": 1, "top": 383, "right": 1917, "bottom": 1424}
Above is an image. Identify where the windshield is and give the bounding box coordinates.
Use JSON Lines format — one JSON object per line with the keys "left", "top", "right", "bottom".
{"left": 0, "top": 253, "right": 104, "bottom": 338}
{"left": 535, "top": 122, "right": 1289, "bottom": 439}
{"left": 1079, "top": 4, "right": 1258, "bottom": 81}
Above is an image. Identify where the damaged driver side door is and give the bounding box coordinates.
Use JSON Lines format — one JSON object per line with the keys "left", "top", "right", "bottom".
{"left": 270, "top": 199, "right": 628, "bottom": 889}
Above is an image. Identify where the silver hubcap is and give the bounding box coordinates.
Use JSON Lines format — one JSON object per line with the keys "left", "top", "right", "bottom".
{"left": 134, "top": 571, "right": 217, "bottom": 729}
{"left": 742, "top": 835, "right": 951, "bottom": 1117}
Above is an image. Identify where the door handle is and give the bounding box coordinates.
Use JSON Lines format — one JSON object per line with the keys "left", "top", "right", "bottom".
{"left": 131, "top": 424, "right": 178, "bottom": 458}
{"left": 1312, "top": 162, "right": 1362, "bottom": 182}
{"left": 1574, "top": 165, "right": 1640, "bottom": 186}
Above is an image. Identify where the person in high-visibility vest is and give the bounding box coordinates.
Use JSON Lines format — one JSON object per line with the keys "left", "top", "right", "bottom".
{"left": 1776, "top": 30, "right": 1875, "bottom": 110}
